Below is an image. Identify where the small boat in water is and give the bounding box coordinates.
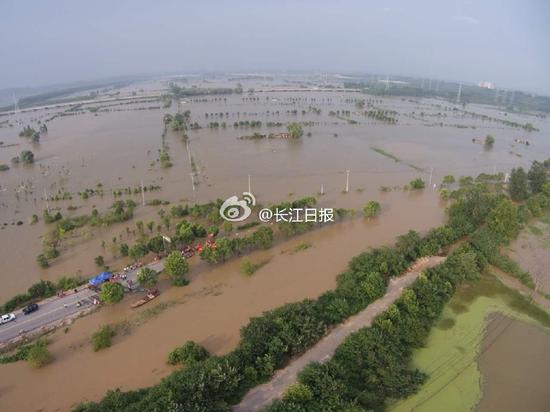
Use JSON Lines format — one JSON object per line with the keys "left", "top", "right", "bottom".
{"left": 130, "top": 289, "right": 160, "bottom": 308}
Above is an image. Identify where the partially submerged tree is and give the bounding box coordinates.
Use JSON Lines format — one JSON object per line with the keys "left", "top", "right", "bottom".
{"left": 99, "top": 282, "right": 124, "bottom": 304}
{"left": 137, "top": 267, "right": 158, "bottom": 289}
{"left": 164, "top": 251, "right": 189, "bottom": 286}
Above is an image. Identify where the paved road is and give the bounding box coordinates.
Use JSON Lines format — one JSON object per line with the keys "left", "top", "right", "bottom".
{"left": 0, "top": 260, "right": 165, "bottom": 343}
{"left": 233, "top": 256, "right": 446, "bottom": 412}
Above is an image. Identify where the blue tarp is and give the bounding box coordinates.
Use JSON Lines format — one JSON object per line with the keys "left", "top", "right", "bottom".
{"left": 89, "top": 272, "right": 112, "bottom": 286}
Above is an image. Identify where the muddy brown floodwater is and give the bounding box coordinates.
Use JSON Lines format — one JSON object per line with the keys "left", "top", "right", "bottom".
{"left": 1, "top": 84, "right": 549, "bottom": 301}
{"left": 476, "top": 313, "right": 550, "bottom": 412}
{"left": 0, "top": 192, "right": 444, "bottom": 412}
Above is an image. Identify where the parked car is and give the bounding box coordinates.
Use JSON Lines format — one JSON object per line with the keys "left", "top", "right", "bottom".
{"left": 0, "top": 313, "right": 16, "bottom": 324}
{"left": 23, "top": 303, "right": 39, "bottom": 315}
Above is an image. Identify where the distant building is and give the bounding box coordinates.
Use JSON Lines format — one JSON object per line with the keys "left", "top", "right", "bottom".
{"left": 478, "top": 81, "right": 495, "bottom": 89}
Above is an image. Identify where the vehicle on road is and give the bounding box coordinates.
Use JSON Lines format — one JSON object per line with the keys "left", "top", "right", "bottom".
{"left": 23, "top": 303, "right": 39, "bottom": 315}
{"left": 0, "top": 313, "right": 16, "bottom": 324}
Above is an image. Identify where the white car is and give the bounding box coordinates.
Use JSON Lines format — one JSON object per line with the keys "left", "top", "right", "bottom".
{"left": 0, "top": 313, "right": 16, "bottom": 325}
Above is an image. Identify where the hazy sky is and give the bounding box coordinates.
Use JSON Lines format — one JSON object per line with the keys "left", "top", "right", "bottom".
{"left": 1, "top": 0, "right": 549, "bottom": 94}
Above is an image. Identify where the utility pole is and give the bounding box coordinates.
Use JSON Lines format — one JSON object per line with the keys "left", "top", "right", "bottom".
{"left": 44, "top": 188, "right": 50, "bottom": 213}
{"left": 186, "top": 139, "right": 192, "bottom": 164}
{"left": 345, "top": 170, "right": 350, "bottom": 193}
{"left": 429, "top": 167, "right": 433, "bottom": 186}
{"left": 141, "top": 180, "right": 145, "bottom": 206}
{"left": 456, "top": 84, "right": 462, "bottom": 104}
{"left": 190, "top": 173, "right": 195, "bottom": 192}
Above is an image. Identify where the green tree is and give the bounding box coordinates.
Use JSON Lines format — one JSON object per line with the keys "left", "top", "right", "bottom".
{"left": 409, "top": 178, "right": 425, "bottom": 189}
{"left": 94, "top": 255, "right": 104, "bottom": 267}
{"left": 287, "top": 122, "right": 304, "bottom": 139}
{"left": 509, "top": 167, "right": 529, "bottom": 200}
{"left": 137, "top": 267, "right": 158, "bottom": 289}
{"left": 147, "top": 235, "right": 165, "bottom": 254}
{"left": 20, "top": 150, "right": 34, "bottom": 164}
{"left": 164, "top": 251, "right": 189, "bottom": 286}
{"left": 26, "top": 342, "right": 54, "bottom": 368}
{"left": 527, "top": 161, "right": 547, "bottom": 194}
{"left": 442, "top": 175, "right": 455, "bottom": 185}
{"left": 91, "top": 325, "right": 116, "bottom": 352}
{"left": 36, "top": 254, "right": 49, "bottom": 268}
{"left": 119, "top": 243, "right": 129, "bottom": 256}
{"left": 99, "top": 282, "right": 124, "bottom": 304}
{"left": 283, "top": 383, "right": 314, "bottom": 403}
{"left": 363, "top": 201, "right": 381, "bottom": 218}
{"left": 484, "top": 134, "right": 495, "bottom": 149}
{"left": 128, "top": 242, "right": 148, "bottom": 261}
{"left": 251, "top": 227, "right": 274, "bottom": 249}
{"left": 487, "top": 199, "right": 520, "bottom": 239}
{"left": 167, "top": 341, "right": 210, "bottom": 365}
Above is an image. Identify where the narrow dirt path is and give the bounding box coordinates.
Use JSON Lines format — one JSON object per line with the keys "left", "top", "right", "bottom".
{"left": 233, "top": 256, "right": 447, "bottom": 412}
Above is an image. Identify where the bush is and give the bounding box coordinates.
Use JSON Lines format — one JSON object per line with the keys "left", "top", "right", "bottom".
{"left": 26, "top": 341, "right": 53, "bottom": 368}
{"left": 362, "top": 201, "right": 381, "bottom": 218}
{"left": 167, "top": 341, "right": 210, "bottom": 365}
{"left": 36, "top": 254, "right": 49, "bottom": 268}
{"left": 91, "top": 325, "right": 116, "bottom": 352}
{"left": 164, "top": 251, "right": 189, "bottom": 286}
{"left": 137, "top": 267, "right": 158, "bottom": 289}
{"left": 409, "top": 178, "right": 425, "bottom": 189}
{"left": 99, "top": 282, "right": 124, "bottom": 304}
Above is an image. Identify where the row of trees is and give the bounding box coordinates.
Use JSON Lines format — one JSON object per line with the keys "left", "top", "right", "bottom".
{"left": 509, "top": 159, "right": 549, "bottom": 201}
{"left": 199, "top": 227, "right": 274, "bottom": 264}
{"left": 76, "top": 185, "right": 492, "bottom": 411}
{"left": 267, "top": 248, "right": 481, "bottom": 411}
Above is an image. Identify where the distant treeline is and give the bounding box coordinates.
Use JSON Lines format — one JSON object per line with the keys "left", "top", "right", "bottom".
{"left": 344, "top": 80, "right": 550, "bottom": 113}
{"left": 169, "top": 83, "right": 242, "bottom": 98}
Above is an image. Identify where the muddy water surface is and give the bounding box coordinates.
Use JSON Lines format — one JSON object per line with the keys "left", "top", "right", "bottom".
{"left": 476, "top": 313, "right": 550, "bottom": 412}
{"left": 0, "top": 193, "right": 444, "bottom": 412}
{"left": 1, "top": 85, "right": 549, "bottom": 300}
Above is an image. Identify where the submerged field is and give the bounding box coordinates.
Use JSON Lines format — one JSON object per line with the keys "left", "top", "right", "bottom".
{"left": 390, "top": 272, "right": 550, "bottom": 412}
{"left": 1, "top": 77, "right": 549, "bottom": 300}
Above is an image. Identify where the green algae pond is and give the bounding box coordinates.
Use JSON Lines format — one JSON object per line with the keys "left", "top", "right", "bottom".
{"left": 390, "top": 272, "right": 550, "bottom": 412}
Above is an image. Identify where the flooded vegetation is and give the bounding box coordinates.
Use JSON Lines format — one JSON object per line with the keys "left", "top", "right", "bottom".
{"left": 1, "top": 2, "right": 550, "bottom": 410}
{"left": 2, "top": 77, "right": 549, "bottom": 302}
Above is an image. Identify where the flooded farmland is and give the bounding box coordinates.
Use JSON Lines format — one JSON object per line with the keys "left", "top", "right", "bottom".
{"left": 476, "top": 314, "right": 550, "bottom": 412}
{"left": 1, "top": 78, "right": 549, "bottom": 301}
{"left": 1, "top": 76, "right": 549, "bottom": 412}
{"left": 0, "top": 194, "right": 444, "bottom": 411}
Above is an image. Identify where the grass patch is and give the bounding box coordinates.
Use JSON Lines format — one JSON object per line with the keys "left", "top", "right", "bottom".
{"left": 0, "top": 339, "right": 50, "bottom": 364}
{"left": 390, "top": 272, "right": 550, "bottom": 412}
{"left": 241, "top": 258, "right": 271, "bottom": 276}
{"left": 370, "top": 146, "right": 424, "bottom": 172}
{"left": 292, "top": 242, "right": 312, "bottom": 253}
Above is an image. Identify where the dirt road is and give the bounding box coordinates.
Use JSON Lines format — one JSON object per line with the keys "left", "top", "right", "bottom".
{"left": 233, "top": 256, "right": 446, "bottom": 412}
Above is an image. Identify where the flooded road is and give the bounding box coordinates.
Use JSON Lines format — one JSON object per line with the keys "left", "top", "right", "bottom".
{"left": 0, "top": 193, "right": 444, "bottom": 412}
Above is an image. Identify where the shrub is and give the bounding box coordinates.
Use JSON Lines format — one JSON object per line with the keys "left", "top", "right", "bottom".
{"left": 167, "top": 341, "right": 210, "bottom": 366}
{"left": 409, "top": 178, "right": 425, "bottom": 189}
{"left": 91, "top": 325, "right": 116, "bottom": 352}
{"left": 26, "top": 341, "right": 53, "bottom": 368}
{"left": 99, "top": 282, "right": 124, "bottom": 304}
{"left": 362, "top": 201, "right": 381, "bottom": 218}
